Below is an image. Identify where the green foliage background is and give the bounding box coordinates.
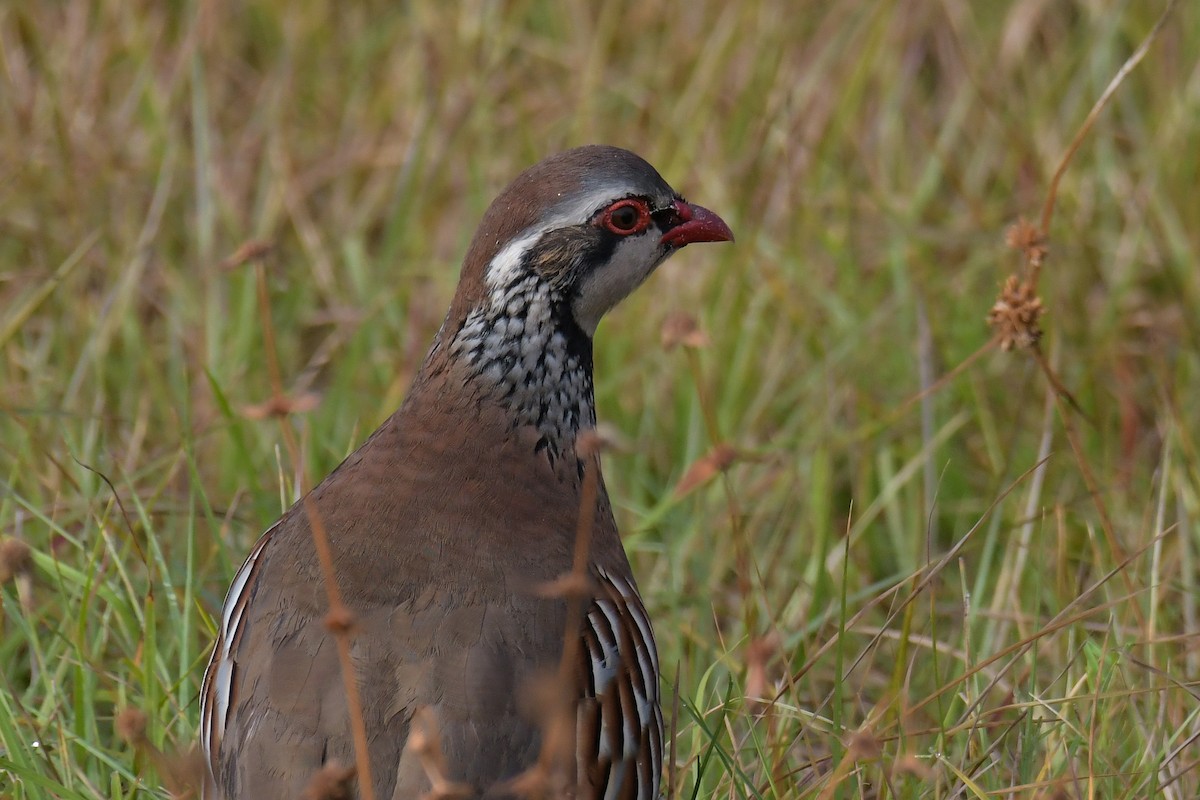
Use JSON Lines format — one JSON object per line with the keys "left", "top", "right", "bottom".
{"left": 1, "top": 1, "right": 1198, "bottom": 797}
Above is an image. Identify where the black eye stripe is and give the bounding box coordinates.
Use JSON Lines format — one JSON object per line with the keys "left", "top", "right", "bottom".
{"left": 651, "top": 208, "right": 680, "bottom": 226}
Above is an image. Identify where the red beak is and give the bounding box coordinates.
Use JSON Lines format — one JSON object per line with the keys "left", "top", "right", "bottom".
{"left": 659, "top": 201, "right": 735, "bottom": 248}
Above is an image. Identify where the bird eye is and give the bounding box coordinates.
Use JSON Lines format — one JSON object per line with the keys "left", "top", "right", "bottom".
{"left": 601, "top": 199, "right": 650, "bottom": 235}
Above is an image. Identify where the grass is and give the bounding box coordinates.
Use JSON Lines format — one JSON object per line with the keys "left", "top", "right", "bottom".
{"left": 2, "top": 0, "right": 1199, "bottom": 797}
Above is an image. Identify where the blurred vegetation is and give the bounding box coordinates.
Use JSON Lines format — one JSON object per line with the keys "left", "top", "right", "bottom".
{"left": 1, "top": 0, "right": 1198, "bottom": 797}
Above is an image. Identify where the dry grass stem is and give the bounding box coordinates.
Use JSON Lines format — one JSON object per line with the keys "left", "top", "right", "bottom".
{"left": 116, "top": 709, "right": 205, "bottom": 799}
{"left": 1037, "top": 0, "right": 1183, "bottom": 237}
{"left": 252, "top": 263, "right": 378, "bottom": 800}
{"left": 405, "top": 709, "right": 473, "bottom": 800}
{"left": 744, "top": 632, "right": 782, "bottom": 707}
{"left": 981, "top": 0, "right": 1182, "bottom": 651}
{"left": 502, "top": 427, "right": 612, "bottom": 797}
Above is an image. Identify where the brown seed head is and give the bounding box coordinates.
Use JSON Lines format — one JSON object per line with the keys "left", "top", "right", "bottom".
{"left": 1005, "top": 217, "right": 1048, "bottom": 267}
{"left": 323, "top": 606, "right": 357, "bottom": 636}
{"left": 300, "top": 761, "right": 357, "bottom": 800}
{"left": 116, "top": 708, "right": 149, "bottom": 745}
{"left": 660, "top": 311, "right": 710, "bottom": 351}
{"left": 575, "top": 427, "right": 613, "bottom": 459}
{"left": 987, "top": 275, "right": 1045, "bottom": 351}
{"left": 0, "top": 537, "right": 33, "bottom": 582}
{"left": 220, "top": 239, "right": 275, "bottom": 271}
{"left": 893, "top": 754, "right": 933, "bottom": 780}
{"left": 673, "top": 443, "right": 741, "bottom": 498}
{"left": 846, "top": 727, "right": 882, "bottom": 760}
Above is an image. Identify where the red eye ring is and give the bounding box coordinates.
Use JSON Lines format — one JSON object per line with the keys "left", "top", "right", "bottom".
{"left": 600, "top": 199, "right": 651, "bottom": 236}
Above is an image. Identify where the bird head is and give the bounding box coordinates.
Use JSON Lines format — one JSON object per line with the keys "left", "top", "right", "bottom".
{"left": 450, "top": 145, "right": 733, "bottom": 338}
{"left": 432, "top": 146, "right": 733, "bottom": 462}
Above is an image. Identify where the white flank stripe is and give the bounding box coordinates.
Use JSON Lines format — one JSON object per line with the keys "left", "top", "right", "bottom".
{"left": 201, "top": 520, "right": 278, "bottom": 779}
{"left": 584, "top": 568, "right": 663, "bottom": 800}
